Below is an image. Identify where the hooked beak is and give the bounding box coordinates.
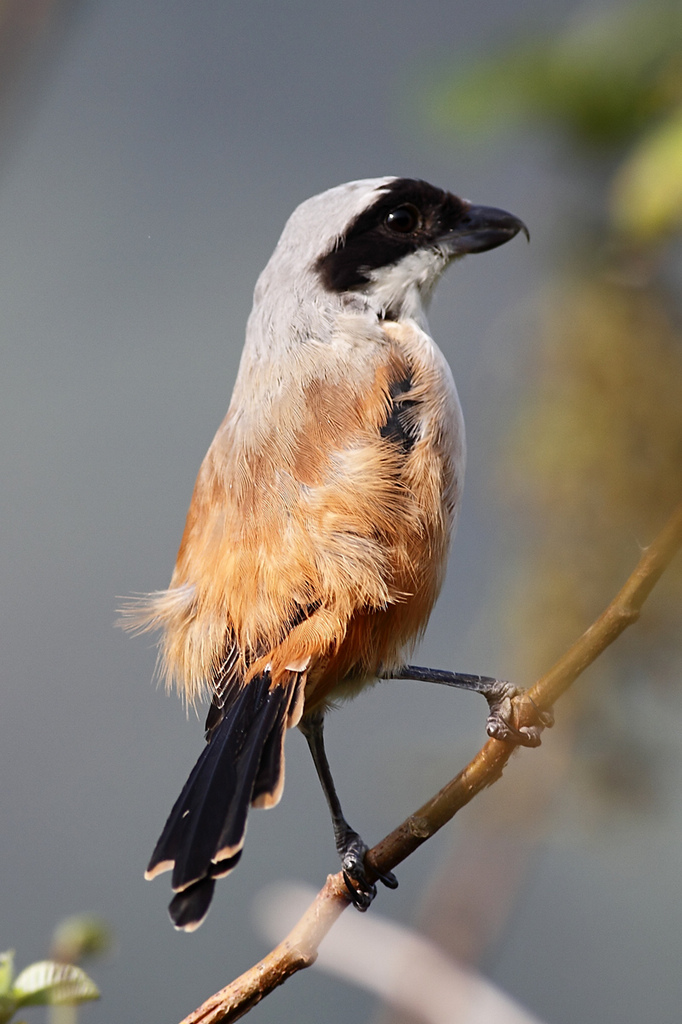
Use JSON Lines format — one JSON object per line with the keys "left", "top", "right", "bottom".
{"left": 439, "top": 203, "right": 529, "bottom": 256}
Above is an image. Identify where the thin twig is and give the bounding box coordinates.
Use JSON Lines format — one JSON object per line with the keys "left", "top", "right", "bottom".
{"left": 179, "top": 501, "right": 682, "bottom": 1024}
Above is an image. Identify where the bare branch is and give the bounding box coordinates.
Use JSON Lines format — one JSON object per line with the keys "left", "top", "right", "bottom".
{"left": 179, "top": 874, "right": 349, "bottom": 1024}
{"left": 179, "top": 501, "right": 682, "bottom": 1024}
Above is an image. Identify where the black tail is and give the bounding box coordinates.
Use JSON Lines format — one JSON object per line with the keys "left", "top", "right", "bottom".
{"left": 146, "top": 671, "right": 304, "bottom": 931}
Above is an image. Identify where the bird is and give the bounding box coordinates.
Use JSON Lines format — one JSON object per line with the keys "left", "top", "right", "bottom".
{"left": 122, "top": 176, "right": 532, "bottom": 931}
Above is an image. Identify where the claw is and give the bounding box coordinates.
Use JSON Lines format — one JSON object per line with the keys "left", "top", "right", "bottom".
{"left": 342, "top": 871, "right": 374, "bottom": 910}
{"left": 341, "top": 841, "right": 376, "bottom": 910}
{"left": 485, "top": 682, "right": 554, "bottom": 748}
{"left": 338, "top": 831, "right": 398, "bottom": 908}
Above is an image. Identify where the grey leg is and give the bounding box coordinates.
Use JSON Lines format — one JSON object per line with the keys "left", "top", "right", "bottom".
{"left": 384, "top": 665, "right": 553, "bottom": 747}
{"left": 299, "top": 710, "right": 398, "bottom": 909}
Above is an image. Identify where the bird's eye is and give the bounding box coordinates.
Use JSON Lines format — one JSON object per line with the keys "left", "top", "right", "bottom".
{"left": 385, "top": 204, "right": 420, "bottom": 234}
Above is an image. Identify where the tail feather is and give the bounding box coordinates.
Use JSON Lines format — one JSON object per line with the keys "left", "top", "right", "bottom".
{"left": 168, "top": 851, "right": 242, "bottom": 931}
{"left": 145, "top": 671, "right": 301, "bottom": 931}
{"left": 252, "top": 674, "right": 303, "bottom": 808}
{"left": 167, "top": 675, "right": 278, "bottom": 889}
{"left": 169, "top": 878, "right": 215, "bottom": 933}
{"left": 144, "top": 731, "right": 228, "bottom": 881}
{"left": 146, "top": 690, "right": 252, "bottom": 885}
{"left": 209, "top": 684, "right": 285, "bottom": 864}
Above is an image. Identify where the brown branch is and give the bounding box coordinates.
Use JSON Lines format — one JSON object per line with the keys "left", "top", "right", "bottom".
{"left": 179, "top": 501, "right": 682, "bottom": 1024}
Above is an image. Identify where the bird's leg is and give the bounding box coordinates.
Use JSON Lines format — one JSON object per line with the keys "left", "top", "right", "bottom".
{"left": 299, "top": 710, "right": 398, "bottom": 910}
{"left": 383, "top": 665, "right": 553, "bottom": 747}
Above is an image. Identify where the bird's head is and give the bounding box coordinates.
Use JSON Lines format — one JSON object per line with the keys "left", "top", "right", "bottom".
{"left": 248, "top": 177, "right": 528, "bottom": 348}
{"left": 313, "top": 177, "right": 528, "bottom": 320}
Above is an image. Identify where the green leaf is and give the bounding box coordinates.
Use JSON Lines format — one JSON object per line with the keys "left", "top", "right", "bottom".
{"left": 0, "top": 953, "right": 14, "bottom": 996}
{"left": 611, "top": 105, "right": 682, "bottom": 238}
{"left": 12, "top": 961, "right": 99, "bottom": 1007}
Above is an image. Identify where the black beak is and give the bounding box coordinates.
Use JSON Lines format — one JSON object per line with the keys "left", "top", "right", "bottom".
{"left": 440, "top": 204, "right": 529, "bottom": 256}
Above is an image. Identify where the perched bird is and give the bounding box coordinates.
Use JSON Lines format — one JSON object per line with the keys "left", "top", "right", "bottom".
{"left": 123, "top": 177, "right": 531, "bottom": 931}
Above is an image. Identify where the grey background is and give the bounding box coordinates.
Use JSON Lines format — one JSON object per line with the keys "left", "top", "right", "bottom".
{"left": 2, "top": 2, "right": 682, "bottom": 1023}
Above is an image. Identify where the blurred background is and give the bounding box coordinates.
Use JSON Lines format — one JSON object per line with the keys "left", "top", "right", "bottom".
{"left": 1, "top": 1, "right": 681, "bottom": 1022}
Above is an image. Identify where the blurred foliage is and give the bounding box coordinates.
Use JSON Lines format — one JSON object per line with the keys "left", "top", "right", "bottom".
{"left": 0, "top": 918, "right": 110, "bottom": 1024}
{"left": 0, "top": 950, "right": 98, "bottom": 1024}
{"left": 434, "top": 1, "right": 682, "bottom": 809}
{"left": 429, "top": 2, "right": 682, "bottom": 150}
{"left": 48, "top": 915, "right": 111, "bottom": 1024}
{"left": 611, "top": 105, "right": 682, "bottom": 237}
{"left": 49, "top": 915, "right": 112, "bottom": 967}
{"left": 511, "top": 278, "right": 682, "bottom": 663}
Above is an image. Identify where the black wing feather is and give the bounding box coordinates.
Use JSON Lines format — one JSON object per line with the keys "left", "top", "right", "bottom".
{"left": 380, "top": 373, "right": 420, "bottom": 454}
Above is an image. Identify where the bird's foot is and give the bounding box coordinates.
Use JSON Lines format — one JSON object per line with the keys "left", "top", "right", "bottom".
{"left": 484, "top": 680, "right": 554, "bottom": 747}
{"left": 338, "top": 831, "right": 398, "bottom": 911}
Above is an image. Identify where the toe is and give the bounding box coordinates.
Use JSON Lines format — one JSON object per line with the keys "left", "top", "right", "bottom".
{"left": 376, "top": 867, "right": 399, "bottom": 889}
{"left": 486, "top": 690, "right": 554, "bottom": 748}
{"left": 342, "top": 870, "right": 376, "bottom": 910}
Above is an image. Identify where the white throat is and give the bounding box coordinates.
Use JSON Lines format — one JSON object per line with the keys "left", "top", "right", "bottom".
{"left": 363, "top": 247, "right": 451, "bottom": 320}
